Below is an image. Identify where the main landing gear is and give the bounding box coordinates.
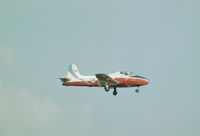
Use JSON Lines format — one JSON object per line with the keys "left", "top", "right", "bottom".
{"left": 113, "top": 87, "right": 117, "bottom": 96}
{"left": 104, "top": 84, "right": 110, "bottom": 92}
{"left": 104, "top": 84, "right": 117, "bottom": 96}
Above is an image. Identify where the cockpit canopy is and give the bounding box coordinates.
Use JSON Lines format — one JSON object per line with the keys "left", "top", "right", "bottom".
{"left": 120, "top": 71, "right": 134, "bottom": 76}
{"left": 120, "top": 71, "right": 146, "bottom": 79}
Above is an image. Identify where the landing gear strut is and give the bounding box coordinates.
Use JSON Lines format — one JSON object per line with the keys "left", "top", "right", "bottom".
{"left": 135, "top": 87, "right": 139, "bottom": 93}
{"left": 113, "top": 87, "right": 117, "bottom": 96}
{"left": 104, "top": 84, "right": 110, "bottom": 92}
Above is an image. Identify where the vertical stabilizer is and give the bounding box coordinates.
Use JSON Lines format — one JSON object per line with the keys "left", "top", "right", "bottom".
{"left": 68, "top": 64, "right": 84, "bottom": 78}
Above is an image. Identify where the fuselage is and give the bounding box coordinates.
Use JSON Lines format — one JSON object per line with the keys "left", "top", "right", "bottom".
{"left": 63, "top": 72, "right": 149, "bottom": 88}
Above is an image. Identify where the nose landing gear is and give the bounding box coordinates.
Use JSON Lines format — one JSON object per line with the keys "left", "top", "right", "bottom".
{"left": 135, "top": 87, "right": 139, "bottom": 93}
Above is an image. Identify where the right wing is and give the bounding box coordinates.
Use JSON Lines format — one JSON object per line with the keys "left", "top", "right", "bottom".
{"left": 95, "top": 74, "right": 119, "bottom": 86}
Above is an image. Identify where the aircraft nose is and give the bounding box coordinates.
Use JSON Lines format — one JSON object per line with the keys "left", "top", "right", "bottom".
{"left": 143, "top": 79, "right": 149, "bottom": 85}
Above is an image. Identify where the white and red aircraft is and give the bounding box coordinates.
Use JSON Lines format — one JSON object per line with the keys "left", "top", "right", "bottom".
{"left": 60, "top": 64, "right": 149, "bottom": 95}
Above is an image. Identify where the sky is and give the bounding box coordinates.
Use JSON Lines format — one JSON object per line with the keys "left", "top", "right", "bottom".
{"left": 0, "top": 0, "right": 200, "bottom": 136}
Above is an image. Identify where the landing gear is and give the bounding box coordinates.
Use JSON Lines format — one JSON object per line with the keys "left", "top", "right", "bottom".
{"left": 104, "top": 84, "right": 110, "bottom": 92}
{"left": 113, "top": 87, "right": 117, "bottom": 96}
{"left": 135, "top": 87, "right": 139, "bottom": 93}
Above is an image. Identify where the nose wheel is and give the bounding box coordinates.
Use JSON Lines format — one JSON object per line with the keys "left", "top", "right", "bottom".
{"left": 113, "top": 87, "right": 117, "bottom": 96}
{"left": 135, "top": 87, "right": 139, "bottom": 93}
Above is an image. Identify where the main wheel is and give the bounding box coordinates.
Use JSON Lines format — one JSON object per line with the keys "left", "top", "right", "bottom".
{"left": 113, "top": 87, "right": 117, "bottom": 96}
{"left": 113, "top": 90, "right": 117, "bottom": 96}
{"left": 135, "top": 88, "right": 139, "bottom": 93}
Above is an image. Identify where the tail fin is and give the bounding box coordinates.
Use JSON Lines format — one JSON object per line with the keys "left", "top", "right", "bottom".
{"left": 68, "top": 64, "right": 84, "bottom": 78}
{"left": 60, "top": 64, "right": 83, "bottom": 84}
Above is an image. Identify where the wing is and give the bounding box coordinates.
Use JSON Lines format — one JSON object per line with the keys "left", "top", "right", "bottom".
{"left": 95, "top": 74, "right": 119, "bottom": 86}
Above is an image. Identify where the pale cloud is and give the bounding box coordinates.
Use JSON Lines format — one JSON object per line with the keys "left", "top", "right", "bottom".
{"left": 0, "top": 81, "right": 93, "bottom": 136}
{"left": 0, "top": 46, "right": 93, "bottom": 136}
{"left": 0, "top": 46, "right": 15, "bottom": 66}
{"left": 0, "top": 82, "right": 62, "bottom": 136}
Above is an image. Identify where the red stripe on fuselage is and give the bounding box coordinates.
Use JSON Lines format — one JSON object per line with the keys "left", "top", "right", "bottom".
{"left": 66, "top": 80, "right": 99, "bottom": 87}
{"left": 65, "top": 78, "right": 148, "bottom": 87}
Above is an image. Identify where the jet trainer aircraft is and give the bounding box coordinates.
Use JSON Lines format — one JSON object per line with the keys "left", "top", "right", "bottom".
{"left": 60, "top": 64, "right": 149, "bottom": 95}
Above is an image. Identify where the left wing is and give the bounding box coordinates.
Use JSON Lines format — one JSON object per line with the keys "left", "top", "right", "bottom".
{"left": 95, "top": 74, "right": 119, "bottom": 86}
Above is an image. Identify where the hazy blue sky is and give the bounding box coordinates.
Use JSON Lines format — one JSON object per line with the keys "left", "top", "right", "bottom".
{"left": 0, "top": 0, "right": 200, "bottom": 136}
